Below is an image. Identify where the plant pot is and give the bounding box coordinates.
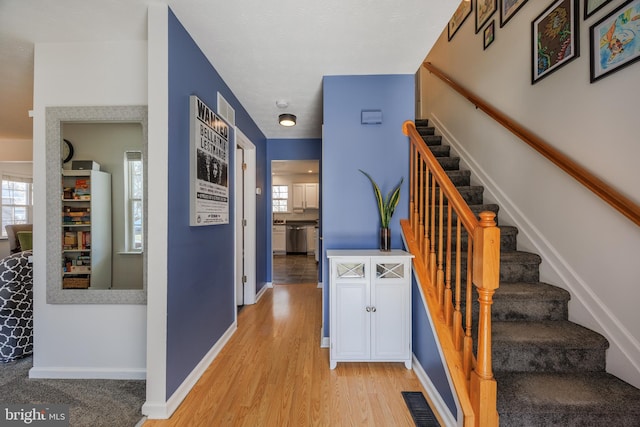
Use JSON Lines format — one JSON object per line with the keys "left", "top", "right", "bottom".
{"left": 380, "top": 228, "right": 391, "bottom": 252}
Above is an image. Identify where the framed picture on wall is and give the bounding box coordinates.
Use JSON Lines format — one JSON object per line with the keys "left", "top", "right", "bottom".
{"left": 589, "top": 0, "right": 640, "bottom": 82}
{"left": 500, "top": 0, "right": 529, "bottom": 27}
{"left": 448, "top": 0, "right": 473, "bottom": 41}
{"left": 476, "top": 0, "right": 497, "bottom": 33}
{"left": 531, "top": 0, "right": 580, "bottom": 84}
{"left": 584, "top": 0, "right": 614, "bottom": 19}
{"left": 484, "top": 20, "right": 496, "bottom": 49}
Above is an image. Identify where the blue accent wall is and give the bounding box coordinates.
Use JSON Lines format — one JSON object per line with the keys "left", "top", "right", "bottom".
{"left": 322, "top": 74, "right": 413, "bottom": 335}
{"left": 266, "top": 138, "right": 322, "bottom": 282}
{"left": 412, "top": 276, "right": 458, "bottom": 417}
{"left": 167, "top": 9, "right": 266, "bottom": 399}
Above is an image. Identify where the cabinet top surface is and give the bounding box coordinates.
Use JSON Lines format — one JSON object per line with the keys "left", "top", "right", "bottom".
{"left": 326, "top": 249, "right": 413, "bottom": 258}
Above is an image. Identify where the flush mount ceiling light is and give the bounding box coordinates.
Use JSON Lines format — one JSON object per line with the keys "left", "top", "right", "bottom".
{"left": 279, "top": 113, "right": 296, "bottom": 127}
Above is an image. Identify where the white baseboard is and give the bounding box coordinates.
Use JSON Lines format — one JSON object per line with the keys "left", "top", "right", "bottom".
{"left": 142, "top": 321, "right": 237, "bottom": 419}
{"left": 28, "top": 366, "right": 146, "bottom": 380}
{"left": 412, "top": 354, "right": 458, "bottom": 427}
{"left": 320, "top": 326, "right": 329, "bottom": 348}
{"left": 317, "top": 281, "right": 323, "bottom": 289}
{"left": 256, "top": 282, "right": 272, "bottom": 302}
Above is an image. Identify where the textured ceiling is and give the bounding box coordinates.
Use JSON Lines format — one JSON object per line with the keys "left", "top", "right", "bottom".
{"left": 0, "top": 0, "right": 456, "bottom": 142}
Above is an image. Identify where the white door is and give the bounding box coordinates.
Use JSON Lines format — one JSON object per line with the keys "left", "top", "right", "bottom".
{"left": 235, "top": 129, "right": 257, "bottom": 306}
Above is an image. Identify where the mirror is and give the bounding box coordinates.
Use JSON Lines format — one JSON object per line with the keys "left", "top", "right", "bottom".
{"left": 46, "top": 106, "right": 147, "bottom": 304}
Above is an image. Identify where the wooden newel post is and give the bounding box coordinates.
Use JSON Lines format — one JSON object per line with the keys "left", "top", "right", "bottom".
{"left": 470, "top": 211, "right": 500, "bottom": 427}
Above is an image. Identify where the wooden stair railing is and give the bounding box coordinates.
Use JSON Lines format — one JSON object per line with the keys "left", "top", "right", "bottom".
{"left": 402, "top": 120, "right": 500, "bottom": 427}
{"left": 423, "top": 61, "right": 640, "bottom": 228}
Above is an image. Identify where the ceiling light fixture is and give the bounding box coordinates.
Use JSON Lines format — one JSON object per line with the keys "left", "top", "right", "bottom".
{"left": 279, "top": 113, "right": 296, "bottom": 127}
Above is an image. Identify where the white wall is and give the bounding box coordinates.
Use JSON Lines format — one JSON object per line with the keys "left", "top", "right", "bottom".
{"left": 31, "top": 41, "right": 147, "bottom": 379}
{"left": 420, "top": 3, "right": 640, "bottom": 388}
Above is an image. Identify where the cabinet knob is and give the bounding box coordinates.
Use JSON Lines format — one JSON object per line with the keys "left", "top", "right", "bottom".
{"left": 366, "top": 306, "right": 371, "bottom": 312}
{"left": 371, "top": 307, "right": 377, "bottom": 312}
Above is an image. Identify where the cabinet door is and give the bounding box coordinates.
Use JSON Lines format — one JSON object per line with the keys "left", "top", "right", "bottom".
{"left": 304, "top": 183, "right": 319, "bottom": 209}
{"left": 273, "top": 226, "right": 286, "bottom": 252}
{"left": 292, "top": 184, "right": 304, "bottom": 209}
{"left": 370, "top": 259, "right": 410, "bottom": 360}
{"left": 331, "top": 259, "right": 370, "bottom": 361}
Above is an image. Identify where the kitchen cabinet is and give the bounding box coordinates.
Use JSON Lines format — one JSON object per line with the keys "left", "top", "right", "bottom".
{"left": 327, "top": 249, "right": 413, "bottom": 369}
{"left": 292, "top": 183, "right": 318, "bottom": 210}
{"left": 61, "top": 170, "right": 112, "bottom": 289}
{"left": 273, "top": 225, "right": 286, "bottom": 254}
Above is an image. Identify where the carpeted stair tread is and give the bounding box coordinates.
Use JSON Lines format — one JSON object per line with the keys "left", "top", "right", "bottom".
{"left": 436, "top": 156, "right": 460, "bottom": 171}
{"left": 417, "top": 126, "right": 435, "bottom": 136}
{"left": 458, "top": 250, "right": 541, "bottom": 283}
{"left": 434, "top": 224, "right": 517, "bottom": 252}
{"left": 446, "top": 170, "right": 470, "bottom": 186}
{"left": 492, "top": 320, "right": 609, "bottom": 373}
{"left": 492, "top": 282, "right": 570, "bottom": 321}
{"left": 428, "top": 144, "right": 450, "bottom": 157}
{"left": 495, "top": 371, "right": 640, "bottom": 426}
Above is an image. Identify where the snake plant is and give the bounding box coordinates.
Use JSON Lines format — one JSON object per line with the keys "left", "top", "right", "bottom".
{"left": 359, "top": 170, "right": 404, "bottom": 229}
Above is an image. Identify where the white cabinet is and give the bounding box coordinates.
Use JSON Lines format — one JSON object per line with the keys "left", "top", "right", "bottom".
{"left": 61, "top": 170, "right": 112, "bottom": 289}
{"left": 306, "top": 226, "right": 317, "bottom": 254}
{"left": 292, "top": 183, "right": 318, "bottom": 209}
{"left": 327, "top": 250, "right": 413, "bottom": 369}
{"left": 273, "top": 225, "right": 286, "bottom": 253}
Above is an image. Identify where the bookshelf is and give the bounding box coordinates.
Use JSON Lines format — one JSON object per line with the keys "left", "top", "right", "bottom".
{"left": 61, "top": 170, "right": 112, "bottom": 289}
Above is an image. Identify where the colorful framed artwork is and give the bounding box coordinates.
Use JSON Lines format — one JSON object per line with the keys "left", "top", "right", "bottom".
{"left": 484, "top": 20, "right": 496, "bottom": 49}
{"left": 589, "top": 0, "right": 640, "bottom": 82}
{"left": 531, "top": 0, "right": 580, "bottom": 84}
{"left": 476, "top": 0, "right": 497, "bottom": 33}
{"left": 449, "top": 0, "right": 473, "bottom": 41}
{"left": 584, "top": 0, "right": 614, "bottom": 19}
{"left": 500, "top": 0, "right": 529, "bottom": 27}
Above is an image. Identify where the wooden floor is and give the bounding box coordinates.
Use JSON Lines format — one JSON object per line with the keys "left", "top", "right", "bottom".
{"left": 144, "top": 283, "right": 429, "bottom": 426}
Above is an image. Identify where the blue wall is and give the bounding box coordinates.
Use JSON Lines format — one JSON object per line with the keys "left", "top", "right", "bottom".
{"left": 412, "top": 277, "right": 458, "bottom": 417}
{"left": 167, "top": 9, "right": 266, "bottom": 399}
{"left": 322, "top": 74, "right": 414, "bottom": 335}
{"left": 266, "top": 138, "right": 322, "bottom": 282}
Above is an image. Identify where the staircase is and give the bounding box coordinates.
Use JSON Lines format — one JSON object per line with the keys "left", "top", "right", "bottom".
{"left": 414, "top": 119, "right": 640, "bottom": 426}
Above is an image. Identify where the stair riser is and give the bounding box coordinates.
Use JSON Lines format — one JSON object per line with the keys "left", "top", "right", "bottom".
{"left": 428, "top": 145, "right": 450, "bottom": 157}
{"left": 451, "top": 260, "right": 540, "bottom": 283}
{"left": 446, "top": 171, "right": 470, "bottom": 186}
{"left": 417, "top": 228, "right": 516, "bottom": 252}
{"left": 493, "top": 346, "right": 606, "bottom": 373}
{"left": 417, "top": 126, "right": 435, "bottom": 136}
{"left": 488, "top": 300, "right": 568, "bottom": 322}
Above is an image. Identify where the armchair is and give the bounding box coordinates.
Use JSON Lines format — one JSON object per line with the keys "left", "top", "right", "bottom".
{"left": 5, "top": 224, "right": 33, "bottom": 254}
{"left": 0, "top": 250, "right": 33, "bottom": 362}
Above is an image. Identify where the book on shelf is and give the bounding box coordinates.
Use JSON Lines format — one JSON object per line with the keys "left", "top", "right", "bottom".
{"left": 74, "top": 178, "right": 91, "bottom": 198}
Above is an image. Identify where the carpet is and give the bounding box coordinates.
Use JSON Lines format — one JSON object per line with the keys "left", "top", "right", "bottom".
{"left": 0, "top": 356, "right": 145, "bottom": 427}
{"left": 402, "top": 391, "right": 440, "bottom": 427}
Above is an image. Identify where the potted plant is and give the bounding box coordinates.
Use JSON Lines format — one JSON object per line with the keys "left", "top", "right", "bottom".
{"left": 359, "top": 170, "right": 404, "bottom": 251}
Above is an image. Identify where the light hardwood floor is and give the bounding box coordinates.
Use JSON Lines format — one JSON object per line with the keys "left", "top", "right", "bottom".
{"left": 144, "top": 284, "right": 429, "bottom": 426}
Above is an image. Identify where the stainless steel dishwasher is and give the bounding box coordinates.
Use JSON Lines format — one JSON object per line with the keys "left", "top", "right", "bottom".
{"left": 286, "top": 224, "right": 307, "bottom": 254}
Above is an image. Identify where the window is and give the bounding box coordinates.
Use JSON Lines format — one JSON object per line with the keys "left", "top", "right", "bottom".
{"left": 272, "top": 185, "right": 288, "bottom": 212}
{"left": 125, "top": 152, "right": 143, "bottom": 251}
{"left": 1, "top": 175, "right": 33, "bottom": 238}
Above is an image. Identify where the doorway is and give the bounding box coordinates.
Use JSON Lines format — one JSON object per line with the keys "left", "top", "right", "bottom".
{"left": 235, "top": 129, "right": 256, "bottom": 307}
{"left": 271, "top": 160, "right": 320, "bottom": 285}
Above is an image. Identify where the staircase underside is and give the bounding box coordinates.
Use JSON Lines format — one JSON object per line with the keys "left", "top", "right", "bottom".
{"left": 414, "top": 119, "right": 640, "bottom": 426}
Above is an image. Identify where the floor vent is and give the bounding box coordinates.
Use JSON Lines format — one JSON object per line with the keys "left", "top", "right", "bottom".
{"left": 401, "top": 391, "right": 440, "bottom": 427}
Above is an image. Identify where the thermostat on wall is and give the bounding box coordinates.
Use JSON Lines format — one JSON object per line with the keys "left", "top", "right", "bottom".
{"left": 361, "top": 109, "right": 382, "bottom": 125}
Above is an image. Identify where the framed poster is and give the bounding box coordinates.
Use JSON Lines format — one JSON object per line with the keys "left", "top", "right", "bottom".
{"left": 500, "top": 0, "right": 529, "bottom": 27}
{"left": 484, "top": 20, "right": 496, "bottom": 49}
{"left": 532, "top": 0, "right": 580, "bottom": 84}
{"left": 449, "top": 0, "right": 473, "bottom": 41}
{"left": 189, "top": 95, "right": 230, "bottom": 226}
{"left": 590, "top": 0, "right": 640, "bottom": 82}
{"left": 584, "top": 0, "right": 614, "bottom": 19}
{"left": 476, "top": 0, "right": 497, "bottom": 33}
